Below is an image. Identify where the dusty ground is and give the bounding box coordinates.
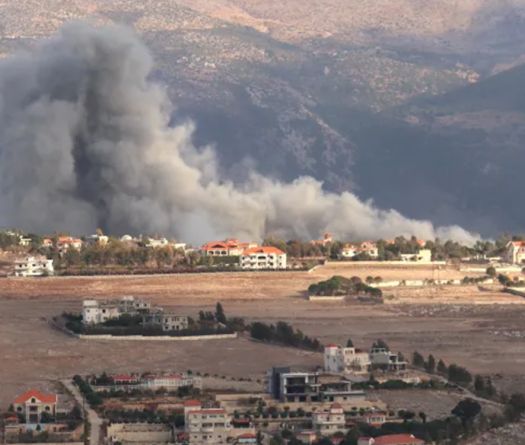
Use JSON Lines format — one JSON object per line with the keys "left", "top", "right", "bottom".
{"left": 1, "top": 263, "right": 524, "bottom": 409}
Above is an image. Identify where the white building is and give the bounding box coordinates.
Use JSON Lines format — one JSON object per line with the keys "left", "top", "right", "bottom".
{"left": 142, "top": 373, "right": 202, "bottom": 390}
{"left": 370, "top": 348, "right": 407, "bottom": 372}
{"left": 14, "top": 256, "right": 54, "bottom": 277}
{"left": 240, "top": 247, "right": 287, "bottom": 270}
{"left": 324, "top": 344, "right": 371, "bottom": 375}
{"left": 146, "top": 237, "right": 169, "bottom": 248}
{"left": 400, "top": 249, "right": 432, "bottom": 263}
{"left": 504, "top": 241, "right": 525, "bottom": 264}
{"left": 186, "top": 407, "right": 232, "bottom": 445}
{"left": 341, "top": 242, "right": 378, "bottom": 259}
{"left": 82, "top": 296, "right": 151, "bottom": 325}
{"left": 142, "top": 311, "right": 189, "bottom": 332}
{"left": 312, "top": 403, "right": 347, "bottom": 436}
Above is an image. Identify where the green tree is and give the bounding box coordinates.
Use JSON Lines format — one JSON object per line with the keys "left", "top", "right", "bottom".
{"left": 412, "top": 351, "right": 425, "bottom": 368}
{"left": 215, "top": 302, "right": 227, "bottom": 324}
{"left": 486, "top": 266, "right": 497, "bottom": 277}
{"left": 426, "top": 354, "right": 436, "bottom": 373}
{"left": 346, "top": 338, "right": 354, "bottom": 347}
{"left": 451, "top": 398, "right": 481, "bottom": 426}
{"left": 437, "top": 359, "right": 447, "bottom": 375}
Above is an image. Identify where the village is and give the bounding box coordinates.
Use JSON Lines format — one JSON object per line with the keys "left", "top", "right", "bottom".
{"left": 3, "top": 229, "right": 525, "bottom": 279}
{"left": 2, "top": 230, "right": 525, "bottom": 445}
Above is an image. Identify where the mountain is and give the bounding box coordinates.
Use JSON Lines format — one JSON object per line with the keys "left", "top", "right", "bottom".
{"left": 1, "top": 0, "right": 525, "bottom": 236}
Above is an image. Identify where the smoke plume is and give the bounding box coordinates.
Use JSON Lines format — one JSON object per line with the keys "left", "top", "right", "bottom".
{"left": 0, "top": 23, "right": 479, "bottom": 245}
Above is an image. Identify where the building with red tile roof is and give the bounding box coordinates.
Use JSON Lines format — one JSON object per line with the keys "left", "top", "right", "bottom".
{"left": 13, "top": 389, "right": 57, "bottom": 424}
{"left": 240, "top": 246, "right": 287, "bottom": 270}
{"left": 358, "top": 434, "right": 425, "bottom": 445}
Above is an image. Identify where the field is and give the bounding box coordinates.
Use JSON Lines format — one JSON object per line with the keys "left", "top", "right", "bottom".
{"left": 1, "top": 262, "right": 525, "bottom": 409}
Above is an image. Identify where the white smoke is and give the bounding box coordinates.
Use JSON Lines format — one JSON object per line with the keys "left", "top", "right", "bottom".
{"left": 0, "top": 23, "right": 479, "bottom": 245}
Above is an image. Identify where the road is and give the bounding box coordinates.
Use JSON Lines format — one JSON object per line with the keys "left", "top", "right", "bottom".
{"left": 62, "top": 379, "right": 104, "bottom": 445}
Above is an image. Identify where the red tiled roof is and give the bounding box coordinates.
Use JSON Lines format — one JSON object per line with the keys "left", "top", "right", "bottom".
{"left": 242, "top": 246, "right": 285, "bottom": 255}
{"left": 330, "top": 403, "right": 343, "bottom": 410}
{"left": 237, "top": 433, "right": 257, "bottom": 439}
{"left": 372, "top": 434, "right": 425, "bottom": 445}
{"left": 189, "top": 409, "right": 226, "bottom": 415}
{"left": 183, "top": 399, "right": 202, "bottom": 407}
{"left": 325, "top": 344, "right": 339, "bottom": 348}
{"left": 112, "top": 374, "right": 137, "bottom": 381}
{"left": 14, "top": 389, "right": 57, "bottom": 405}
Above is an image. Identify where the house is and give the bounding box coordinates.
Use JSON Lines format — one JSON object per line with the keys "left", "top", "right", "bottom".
{"left": 268, "top": 368, "right": 320, "bottom": 403}
{"left": 400, "top": 249, "right": 432, "bottom": 263}
{"left": 234, "top": 433, "right": 258, "bottom": 445}
{"left": 341, "top": 242, "right": 378, "bottom": 259}
{"left": 57, "top": 236, "right": 83, "bottom": 253}
{"left": 13, "top": 256, "right": 54, "bottom": 277}
{"left": 142, "top": 311, "right": 189, "bottom": 332}
{"left": 363, "top": 411, "right": 387, "bottom": 427}
{"left": 13, "top": 389, "right": 57, "bottom": 424}
{"left": 186, "top": 407, "right": 232, "bottom": 445}
{"left": 146, "top": 237, "right": 169, "bottom": 248}
{"left": 312, "top": 233, "right": 333, "bottom": 246}
{"left": 504, "top": 241, "right": 525, "bottom": 264}
{"left": 112, "top": 374, "right": 140, "bottom": 385}
{"left": 86, "top": 234, "right": 109, "bottom": 246}
{"left": 142, "top": 373, "right": 202, "bottom": 390}
{"left": 202, "top": 239, "right": 257, "bottom": 256}
{"left": 324, "top": 344, "right": 371, "bottom": 375}
{"left": 240, "top": 246, "right": 287, "bottom": 270}
{"left": 82, "top": 296, "right": 151, "bottom": 325}
{"left": 297, "top": 431, "right": 318, "bottom": 444}
{"left": 41, "top": 238, "right": 53, "bottom": 248}
{"left": 312, "top": 403, "right": 347, "bottom": 435}
{"left": 370, "top": 348, "right": 407, "bottom": 372}
{"left": 19, "top": 236, "right": 32, "bottom": 247}
{"left": 358, "top": 434, "right": 425, "bottom": 445}
{"left": 267, "top": 367, "right": 365, "bottom": 403}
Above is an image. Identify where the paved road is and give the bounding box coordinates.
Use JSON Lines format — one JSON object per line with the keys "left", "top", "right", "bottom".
{"left": 62, "top": 379, "right": 104, "bottom": 445}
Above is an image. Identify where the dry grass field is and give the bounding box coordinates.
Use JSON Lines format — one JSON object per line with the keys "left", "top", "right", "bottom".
{"left": 1, "top": 262, "right": 525, "bottom": 408}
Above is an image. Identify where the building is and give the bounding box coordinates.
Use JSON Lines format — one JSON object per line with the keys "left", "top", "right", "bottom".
{"left": 234, "top": 433, "right": 257, "bottom": 445}
{"left": 268, "top": 368, "right": 365, "bottom": 403}
{"left": 400, "top": 249, "right": 432, "bottom": 263}
{"left": 240, "top": 246, "right": 287, "bottom": 270}
{"left": 14, "top": 256, "right": 54, "bottom": 277}
{"left": 186, "top": 407, "right": 232, "bottom": 445}
{"left": 363, "top": 411, "right": 387, "bottom": 427}
{"left": 13, "top": 389, "right": 57, "bottom": 424}
{"left": 82, "top": 296, "right": 151, "bottom": 325}
{"left": 358, "top": 434, "right": 425, "bottom": 445}
{"left": 324, "top": 344, "right": 371, "bottom": 375}
{"left": 202, "top": 239, "right": 257, "bottom": 256}
{"left": 312, "top": 233, "right": 333, "bottom": 247}
{"left": 142, "top": 373, "right": 202, "bottom": 390}
{"left": 370, "top": 348, "right": 407, "bottom": 372}
{"left": 86, "top": 234, "right": 109, "bottom": 246}
{"left": 341, "top": 242, "right": 378, "bottom": 259}
{"left": 297, "top": 431, "right": 318, "bottom": 444}
{"left": 57, "top": 236, "right": 83, "bottom": 254}
{"left": 142, "top": 311, "right": 189, "bottom": 332}
{"left": 146, "top": 237, "right": 169, "bottom": 248}
{"left": 312, "top": 403, "right": 347, "bottom": 436}
{"left": 268, "top": 368, "right": 320, "bottom": 402}
{"left": 19, "top": 236, "right": 32, "bottom": 247}
{"left": 504, "top": 241, "right": 525, "bottom": 264}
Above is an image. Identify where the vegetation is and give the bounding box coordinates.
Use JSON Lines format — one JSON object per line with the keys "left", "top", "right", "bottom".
{"left": 73, "top": 375, "right": 103, "bottom": 407}
{"left": 249, "top": 321, "right": 322, "bottom": 351}
{"left": 308, "top": 275, "right": 382, "bottom": 300}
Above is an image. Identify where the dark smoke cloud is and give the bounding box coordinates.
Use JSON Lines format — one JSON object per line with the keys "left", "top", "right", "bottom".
{"left": 0, "top": 23, "right": 479, "bottom": 245}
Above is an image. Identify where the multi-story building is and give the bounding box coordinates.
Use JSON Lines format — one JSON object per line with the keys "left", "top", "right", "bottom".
{"left": 240, "top": 247, "right": 287, "bottom": 270}
{"left": 13, "top": 389, "right": 57, "bottom": 424}
{"left": 324, "top": 344, "right": 371, "bottom": 375}
{"left": 312, "top": 403, "right": 347, "bottom": 436}
{"left": 400, "top": 249, "right": 432, "bottom": 263}
{"left": 13, "top": 256, "right": 54, "bottom": 277}
{"left": 142, "top": 311, "right": 189, "bottom": 332}
{"left": 186, "top": 407, "right": 232, "bottom": 445}
{"left": 370, "top": 348, "right": 407, "bottom": 372}
{"left": 82, "top": 296, "right": 151, "bottom": 325}
{"left": 504, "top": 241, "right": 525, "bottom": 264}
{"left": 268, "top": 368, "right": 365, "bottom": 403}
{"left": 268, "top": 368, "right": 320, "bottom": 403}
{"left": 341, "top": 242, "right": 378, "bottom": 259}
{"left": 202, "top": 239, "right": 257, "bottom": 256}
